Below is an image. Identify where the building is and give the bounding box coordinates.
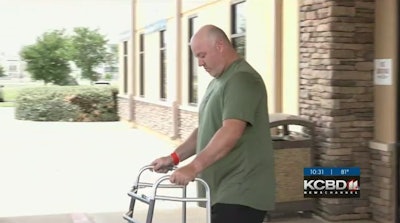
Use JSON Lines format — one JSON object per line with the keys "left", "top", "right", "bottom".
{"left": 96, "top": 43, "right": 120, "bottom": 81}
{"left": 0, "top": 52, "right": 27, "bottom": 79}
{"left": 118, "top": 0, "right": 398, "bottom": 222}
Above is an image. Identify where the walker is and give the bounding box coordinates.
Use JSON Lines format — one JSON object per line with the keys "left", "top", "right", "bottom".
{"left": 123, "top": 165, "right": 211, "bottom": 223}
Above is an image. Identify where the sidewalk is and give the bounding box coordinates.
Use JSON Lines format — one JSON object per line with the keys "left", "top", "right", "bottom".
{"left": 0, "top": 210, "right": 325, "bottom": 223}
{"left": 0, "top": 210, "right": 378, "bottom": 223}
{"left": 0, "top": 209, "right": 207, "bottom": 223}
{"left": 0, "top": 108, "right": 375, "bottom": 223}
{"left": 0, "top": 107, "right": 188, "bottom": 217}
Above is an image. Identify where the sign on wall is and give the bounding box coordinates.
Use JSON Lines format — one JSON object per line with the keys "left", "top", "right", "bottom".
{"left": 374, "top": 59, "right": 392, "bottom": 85}
{"left": 144, "top": 19, "right": 167, "bottom": 34}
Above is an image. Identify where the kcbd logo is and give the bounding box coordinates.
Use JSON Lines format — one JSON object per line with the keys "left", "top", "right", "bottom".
{"left": 304, "top": 179, "right": 359, "bottom": 191}
{"left": 303, "top": 167, "right": 361, "bottom": 198}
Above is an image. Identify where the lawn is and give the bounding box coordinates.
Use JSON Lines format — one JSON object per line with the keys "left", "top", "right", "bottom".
{"left": 0, "top": 82, "right": 43, "bottom": 107}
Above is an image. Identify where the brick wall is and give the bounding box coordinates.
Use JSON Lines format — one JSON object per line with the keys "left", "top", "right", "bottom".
{"left": 118, "top": 96, "right": 131, "bottom": 121}
{"left": 299, "top": 0, "right": 374, "bottom": 221}
{"left": 134, "top": 100, "right": 175, "bottom": 138}
{"left": 118, "top": 95, "right": 199, "bottom": 141}
{"left": 178, "top": 109, "right": 198, "bottom": 140}
{"left": 369, "top": 146, "right": 396, "bottom": 223}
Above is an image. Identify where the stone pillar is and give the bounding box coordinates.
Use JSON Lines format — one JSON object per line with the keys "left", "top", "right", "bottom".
{"left": 299, "top": 0, "right": 374, "bottom": 221}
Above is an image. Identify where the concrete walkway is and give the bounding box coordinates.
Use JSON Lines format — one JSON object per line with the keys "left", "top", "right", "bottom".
{"left": 0, "top": 108, "right": 375, "bottom": 223}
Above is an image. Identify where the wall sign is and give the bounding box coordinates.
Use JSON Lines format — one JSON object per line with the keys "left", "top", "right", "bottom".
{"left": 144, "top": 19, "right": 167, "bottom": 34}
{"left": 374, "top": 59, "right": 392, "bottom": 85}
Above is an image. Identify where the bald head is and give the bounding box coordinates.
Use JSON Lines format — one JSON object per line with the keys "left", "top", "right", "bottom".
{"left": 190, "top": 24, "right": 240, "bottom": 77}
{"left": 191, "top": 24, "right": 231, "bottom": 47}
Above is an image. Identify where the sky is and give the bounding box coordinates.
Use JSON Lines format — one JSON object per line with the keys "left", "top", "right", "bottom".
{"left": 0, "top": 0, "right": 132, "bottom": 56}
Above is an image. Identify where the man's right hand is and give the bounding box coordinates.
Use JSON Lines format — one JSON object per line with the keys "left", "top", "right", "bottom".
{"left": 150, "top": 155, "right": 174, "bottom": 173}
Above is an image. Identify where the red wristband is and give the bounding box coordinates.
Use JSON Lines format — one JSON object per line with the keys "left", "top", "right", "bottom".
{"left": 170, "top": 152, "right": 180, "bottom": 165}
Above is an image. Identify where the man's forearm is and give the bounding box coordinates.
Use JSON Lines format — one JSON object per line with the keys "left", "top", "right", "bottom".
{"left": 190, "top": 119, "right": 246, "bottom": 174}
{"left": 174, "top": 128, "right": 198, "bottom": 161}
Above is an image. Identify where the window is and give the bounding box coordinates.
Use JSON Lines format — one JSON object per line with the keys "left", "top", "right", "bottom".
{"left": 231, "top": 1, "right": 246, "bottom": 58}
{"left": 188, "top": 16, "right": 198, "bottom": 104}
{"left": 139, "top": 34, "right": 145, "bottom": 96}
{"left": 160, "top": 30, "right": 167, "bottom": 100}
{"left": 8, "top": 65, "right": 17, "bottom": 72}
{"left": 123, "top": 41, "right": 128, "bottom": 94}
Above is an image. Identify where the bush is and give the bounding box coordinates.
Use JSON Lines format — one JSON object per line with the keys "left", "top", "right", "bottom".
{"left": 58, "top": 74, "right": 79, "bottom": 86}
{"left": 15, "top": 86, "right": 119, "bottom": 122}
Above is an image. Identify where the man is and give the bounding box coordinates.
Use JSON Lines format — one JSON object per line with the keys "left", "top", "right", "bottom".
{"left": 151, "top": 24, "right": 275, "bottom": 223}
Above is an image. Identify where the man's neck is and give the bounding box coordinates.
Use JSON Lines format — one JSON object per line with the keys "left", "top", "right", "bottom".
{"left": 215, "top": 54, "right": 241, "bottom": 78}
{"left": 223, "top": 53, "right": 241, "bottom": 72}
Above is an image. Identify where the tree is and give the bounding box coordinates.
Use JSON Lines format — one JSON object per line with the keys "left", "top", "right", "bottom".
{"left": 20, "top": 30, "right": 71, "bottom": 85}
{"left": 104, "top": 44, "right": 119, "bottom": 80}
{"left": 105, "top": 44, "right": 118, "bottom": 67}
{"left": 0, "top": 65, "right": 6, "bottom": 77}
{"left": 70, "top": 27, "right": 108, "bottom": 83}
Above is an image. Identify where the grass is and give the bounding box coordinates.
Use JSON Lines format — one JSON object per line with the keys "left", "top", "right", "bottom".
{"left": 0, "top": 101, "right": 15, "bottom": 107}
{"left": 0, "top": 83, "right": 43, "bottom": 107}
{"left": 0, "top": 87, "right": 18, "bottom": 107}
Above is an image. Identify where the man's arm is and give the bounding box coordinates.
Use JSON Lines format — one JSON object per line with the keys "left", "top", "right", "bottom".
{"left": 192, "top": 120, "right": 245, "bottom": 171}
{"left": 174, "top": 127, "right": 198, "bottom": 161}
{"left": 170, "top": 119, "right": 246, "bottom": 185}
{"left": 151, "top": 128, "right": 198, "bottom": 173}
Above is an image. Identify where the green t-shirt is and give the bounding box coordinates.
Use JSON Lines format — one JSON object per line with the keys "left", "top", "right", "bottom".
{"left": 197, "top": 59, "right": 275, "bottom": 211}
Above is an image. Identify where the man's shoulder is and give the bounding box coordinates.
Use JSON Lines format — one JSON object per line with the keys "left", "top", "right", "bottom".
{"left": 237, "top": 59, "right": 258, "bottom": 71}
{"left": 229, "top": 60, "right": 260, "bottom": 80}
{"left": 230, "top": 64, "right": 263, "bottom": 83}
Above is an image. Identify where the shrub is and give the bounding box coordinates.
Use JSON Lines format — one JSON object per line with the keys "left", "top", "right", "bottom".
{"left": 58, "top": 74, "right": 79, "bottom": 86}
{"left": 15, "top": 86, "right": 119, "bottom": 122}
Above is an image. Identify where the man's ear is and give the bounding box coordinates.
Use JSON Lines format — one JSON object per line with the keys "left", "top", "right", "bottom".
{"left": 215, "top": 39, "right": 224, "bottom": 52}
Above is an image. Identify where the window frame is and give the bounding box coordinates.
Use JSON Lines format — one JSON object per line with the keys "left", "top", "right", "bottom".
{"left": 231, "top": 0, "right": 246, "bottom": 58}
{"left": 159, "top": 29, "right": 167, "bottom": 100}
{"left": 188, "top": 15, "right": 198, "bottom": 105}
{"left": 123, "top": 41, "right": 128, "bottom": 94}
{"left": 139, "top": 33, "right": 145, "bottom": 96}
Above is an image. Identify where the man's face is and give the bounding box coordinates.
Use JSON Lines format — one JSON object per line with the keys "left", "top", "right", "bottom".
{"left": 191, "top": 36, "right": 223, "bottom": 77}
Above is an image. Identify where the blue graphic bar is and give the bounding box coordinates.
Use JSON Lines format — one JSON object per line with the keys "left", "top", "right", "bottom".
{"left": 304, "top": 167, "right": 360, "bottom": 176}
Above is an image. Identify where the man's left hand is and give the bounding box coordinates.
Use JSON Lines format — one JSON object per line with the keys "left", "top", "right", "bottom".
{"left": 169, "top": 164, "right": 197, "bottom": 186}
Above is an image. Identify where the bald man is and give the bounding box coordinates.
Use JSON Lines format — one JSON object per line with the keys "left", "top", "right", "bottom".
{"left": 151, "top": 24, "right": 275, "bottom": 223}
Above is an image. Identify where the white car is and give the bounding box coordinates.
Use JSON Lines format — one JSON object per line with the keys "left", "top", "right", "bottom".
{"left": 93, "top": 81, "right": 110, "bottom": 85}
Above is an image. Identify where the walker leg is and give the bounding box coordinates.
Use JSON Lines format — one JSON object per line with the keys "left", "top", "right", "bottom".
{"left": 146, "top": 199, "right": 156, "bottom": 223}
{"left": 182, "top": 186, "right": 187, "bottom": 223}
{"left": 123, "top": 166, "right": 212, "bottom": 223}
{"left": 127, "top": 186, "right": 138, "bottom": 218}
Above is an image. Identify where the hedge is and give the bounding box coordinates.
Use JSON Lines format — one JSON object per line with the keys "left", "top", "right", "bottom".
{"left": 15, "top": 86, "right": 119, "bottom": 122}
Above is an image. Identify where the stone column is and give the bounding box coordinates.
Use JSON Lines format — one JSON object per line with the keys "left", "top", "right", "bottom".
{"left": 299, "top": 0, "right": 374, "bottom": 221}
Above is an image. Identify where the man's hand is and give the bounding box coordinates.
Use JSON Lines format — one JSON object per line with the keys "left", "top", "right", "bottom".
{"left": 150, "top": 156, "right": 174, "bottom": 173}
{"left": 169, "top": 164, "right": 198, "bottom": 186}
